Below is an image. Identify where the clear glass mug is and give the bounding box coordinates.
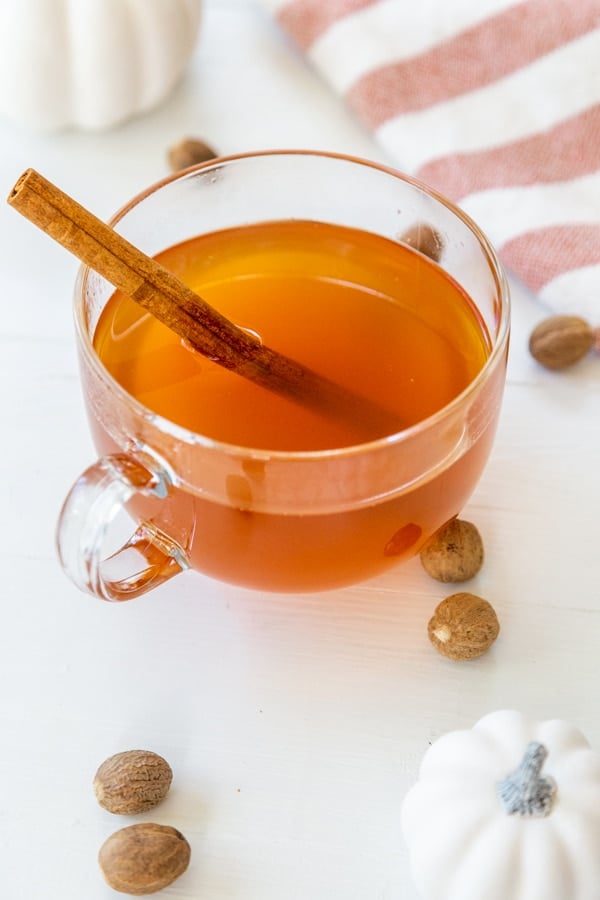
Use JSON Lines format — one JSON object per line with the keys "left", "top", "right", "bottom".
{"left": 56, "top": 151, "right": 510, "bottom": 601}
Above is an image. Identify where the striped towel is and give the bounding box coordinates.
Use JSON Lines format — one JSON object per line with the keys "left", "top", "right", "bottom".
{"left": 262, "top": 0, "right": 600, "bottom": 320}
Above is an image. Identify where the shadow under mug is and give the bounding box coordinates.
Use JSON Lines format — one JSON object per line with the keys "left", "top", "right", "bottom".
{"left": 56, "top": 151, "right": 510, "bottom": 601}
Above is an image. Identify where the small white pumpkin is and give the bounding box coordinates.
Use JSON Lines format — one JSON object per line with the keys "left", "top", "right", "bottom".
{"left": 401, "top": 710, "right": 600, "bottom": 900}
{"left": 0, "top": 0, "right": 202, "bottom": 131}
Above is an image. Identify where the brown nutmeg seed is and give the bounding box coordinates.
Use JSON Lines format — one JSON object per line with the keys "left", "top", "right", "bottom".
{"left": 428, "top": 592, "right": 500, "bottom": 661}
{"left": 420, "top": 518, "right": 484, "bottom": 582}
{"left": 399, "top": 222, "right": 444, "bottom": 262}
{"left": 94, "top": 750, "right": 173, "bottom": 815}
{"left": 99, "top": 823, "right": 191, "bottom": 895}
{"left": 167, "top": 137, "right": 218, "bottom": 172}
{"left": 529, "top": 314, "right": 594, "bottom": 370}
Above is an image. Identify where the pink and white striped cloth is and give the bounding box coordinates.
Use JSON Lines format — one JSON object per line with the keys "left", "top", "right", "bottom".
{"left": 262, "top": 0, "right": 600, "bottom": 319}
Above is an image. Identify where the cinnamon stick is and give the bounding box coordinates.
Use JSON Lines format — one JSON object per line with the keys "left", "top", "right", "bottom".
{"left": 8, "top": 168, "right": 401, "bottom": 438}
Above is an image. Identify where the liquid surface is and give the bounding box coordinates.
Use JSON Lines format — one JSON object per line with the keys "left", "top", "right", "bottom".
{"left": 94, "top": 221, "right": 490, "bottom": 451}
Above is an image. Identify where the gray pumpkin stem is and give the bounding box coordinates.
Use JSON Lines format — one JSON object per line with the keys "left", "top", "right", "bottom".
{"left": 496, "top": 741, "right": 557, "bottom": 817}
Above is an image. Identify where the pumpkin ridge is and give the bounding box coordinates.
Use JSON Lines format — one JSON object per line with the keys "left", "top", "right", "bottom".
{"left": 473, "top": 710, "right": 533, "bottom": 768}
{"left": 445, "top": 814, "right": 516, "bottom": 900}
{"left": 547, "top": 810, "right": 600, "bottom": 898}
{"left": 413, "top": 808, "right": 495, "bottom": 900}
{"left": 179, "top": 0, "right": 203, "bottom": 51}
{"left": 523, "top": 819, "right": 579, "bottom": 900}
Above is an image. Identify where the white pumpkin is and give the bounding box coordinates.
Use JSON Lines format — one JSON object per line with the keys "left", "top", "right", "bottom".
{"left": 401, "top": 710, "right": 600, "bottom": 900}
{"left": 0, "top": 0, "right": 202, "bottom": 131}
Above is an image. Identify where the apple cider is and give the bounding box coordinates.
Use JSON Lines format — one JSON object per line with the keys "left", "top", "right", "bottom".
{"left": 91, "top": 220, "right": 497, "bottom": 591}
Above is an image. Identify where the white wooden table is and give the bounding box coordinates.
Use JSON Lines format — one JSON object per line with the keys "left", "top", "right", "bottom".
{"left": 1, "top": 2, "right": 599, "bottom": 897}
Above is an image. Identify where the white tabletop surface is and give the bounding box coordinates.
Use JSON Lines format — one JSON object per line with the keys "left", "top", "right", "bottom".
{"left": 2, "top": 1, "right": 599, "bottom": 898}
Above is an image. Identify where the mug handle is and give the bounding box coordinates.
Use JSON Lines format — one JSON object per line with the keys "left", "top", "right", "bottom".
{"left": 56, "top": 451, "right": 190, "bottom": 601}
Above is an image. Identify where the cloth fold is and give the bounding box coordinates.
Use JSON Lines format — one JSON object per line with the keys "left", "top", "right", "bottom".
{"left": 262, "top": 0, "right": 600, "bottom": 319}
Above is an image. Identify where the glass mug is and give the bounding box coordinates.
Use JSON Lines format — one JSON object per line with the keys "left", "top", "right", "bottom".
{"left": 56, "top": 151, "right": 510, "bottom": 601}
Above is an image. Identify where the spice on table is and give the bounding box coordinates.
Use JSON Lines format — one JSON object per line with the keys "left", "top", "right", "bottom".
{"left": 529, "top": 314, "right": 595, "bottom": 370}
{"left": 167, "top": 137, "right": 218, "bottom": 172}
{"left": 419, "top": 518, "right": 484, "bottom": 582}
{"left": 99, "top": 823, "right": 191, "bottom": 895}
{"left": 94, "top": 750, "right": 173, "bottom": 815}
{"left": 428, "top": 592, "right": 500, "bottom": 660}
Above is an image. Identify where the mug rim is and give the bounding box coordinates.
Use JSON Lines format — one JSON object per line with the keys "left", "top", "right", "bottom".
{"left": 74, "top": 148, "right": 511, "bottom": 462}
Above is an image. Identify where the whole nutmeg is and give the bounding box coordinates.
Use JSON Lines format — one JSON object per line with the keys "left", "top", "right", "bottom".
{"left": 529, "top": 314, "right": 594, "bottom": 370}
{"left": 399, "top": 222, "right": 444, "bottom": 262}
{"left": 428, "top": 592, "right": 500, "bottom": 661}
{"left": 99, "top": 823, "right": 191, "bottom": 895}
{"left": 420, "top": 518, "right": 484, "bottom": 582}
{"left": 168, "top": 137, "right": 218, "bottom": 172}
{"left": 94, "top": 750, "right": 173, "bottom": 815}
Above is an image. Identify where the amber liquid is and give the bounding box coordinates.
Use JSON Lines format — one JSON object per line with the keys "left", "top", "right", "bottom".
{"left": 91, "top": 221, "right": 498, "bottom": 591}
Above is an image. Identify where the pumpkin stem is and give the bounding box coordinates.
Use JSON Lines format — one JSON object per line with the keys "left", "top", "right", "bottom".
{"left": 496, "top": 741, "right": 557, "bottom": 817}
